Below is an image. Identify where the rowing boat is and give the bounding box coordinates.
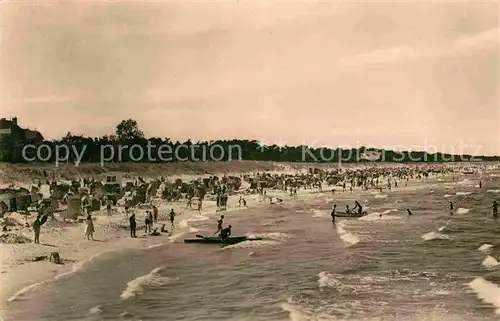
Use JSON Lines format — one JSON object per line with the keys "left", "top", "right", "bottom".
{"left": 334, "top": 213, "right": 366, "bottom": 218}
{"left": 184, "top": 235, "right": 263, "bottom": 244}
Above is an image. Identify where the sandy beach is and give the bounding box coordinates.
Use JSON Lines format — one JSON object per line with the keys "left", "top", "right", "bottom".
{"left": 3, "top": 161, "right": 500, "bottom": 321}
{"left": 0, "top": 161, "right": 330, "bottom": 303}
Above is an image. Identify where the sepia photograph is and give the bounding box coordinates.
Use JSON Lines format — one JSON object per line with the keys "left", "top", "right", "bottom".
{"left": 0, "top": 0, "right": 499, "bottom": 320}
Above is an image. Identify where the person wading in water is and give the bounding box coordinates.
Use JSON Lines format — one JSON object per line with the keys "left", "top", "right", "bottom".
{"left": 220, "top": 225, "right": 232, "bottom": 244}
{"left": 215, "top": 215, "right": 224, "bottom": 234}
{"left": 331, "top": 204, "right": 337, "bottom": 222}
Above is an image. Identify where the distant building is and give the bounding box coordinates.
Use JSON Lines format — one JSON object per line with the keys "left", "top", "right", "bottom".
{"left": 0, "top": 117, "right": 44, "bottom": 143}
{"left": 0, "top": 117, "right": 44, "bottom": 159}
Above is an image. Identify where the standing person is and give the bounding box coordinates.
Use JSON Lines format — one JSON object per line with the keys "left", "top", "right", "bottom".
{"left": 331, "top": 204, "right": 337, "bottom": 222}
{"left": 33, "top": 215, "right": 42, "bottom": 244}
{"left": 147, "top": 211, "right": 153, "bottom": 231}
{"left": 353, "top": 201, "right": 363, "bottom": 215}
{"left": 106, "top": 200, "right": 112, "bottom": 216}
{"left": 220, "top": 225, "right": 232, "bottom": 244}
{"left": 215, "top": 215, "right": 224, "bottom": 234}
{"left": 238, "top": 196, "right": 247, "bottom": 207}
{"left": 493, "top": 201, "right": 498, "bottom": 218}
{"left": 145, "top": 211, "right": 151, "bottom": 234}
{"left": 85, "top": 214, "right": 95, "bottom": 240}
{"left": 152, "top": 206, "right": 158, "bottom": 223}
{"left": 129, "top": 212, "right": 137, "bottom": 238}
{"left": 169, "top": 209, "right": 176, "bottom": 230}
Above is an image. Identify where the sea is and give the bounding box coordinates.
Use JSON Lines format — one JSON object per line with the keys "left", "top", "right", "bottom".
{"left": 3, "top": 171, "right": 500, "bottom": 321}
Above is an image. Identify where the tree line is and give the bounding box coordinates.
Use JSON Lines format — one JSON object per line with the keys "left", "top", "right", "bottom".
{"left": 1, "top": 119, "right": 497, "bottom": 164}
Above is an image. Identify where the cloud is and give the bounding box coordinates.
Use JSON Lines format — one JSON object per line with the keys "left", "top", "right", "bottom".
{"left": 339, "top": 27, "right": 499, "bottom": 66}
{"left": 2, "top": 1, "right": 498, "bottom": 154}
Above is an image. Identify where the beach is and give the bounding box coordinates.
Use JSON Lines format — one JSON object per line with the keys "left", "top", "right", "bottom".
{"left": 1, "top": 162, "right": 500, "bottom": 321}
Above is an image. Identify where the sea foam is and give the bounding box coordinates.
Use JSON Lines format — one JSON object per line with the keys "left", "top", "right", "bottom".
{"left": 479, "top": 244, "right": 494, "bottom": 253}
{"left": 468, "top": 277, "right": 500, "bottom": 315}
{"left": 336, "top": 221, "right": 360, "bottom": 245}
{"left": 455, "top": 208, "right": 470, "bottom": 215}
{"left": 120, "top": 267, "right": 173, "bottom": 300}
{"left": 421, "top": 231, "right": 451, "bottom": 241}
{"left": 482, "top": 256, "right": 500, "bottom": 268}
{"left": 8, "top": 251, "right": 106, "bottom": 302}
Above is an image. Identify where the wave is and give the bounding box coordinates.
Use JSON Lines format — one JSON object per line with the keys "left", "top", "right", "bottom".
{"left": 336, "top": 221, "right": 360, "bottom": 245}
{"left": 246, "top": 232, "right": 293, "bottom": 242}
{"left": 482, "top": 256, "right": 500, "bottom": 268}
{"left": 120, "top": 267, "right": 173, "bottom": 300}
{"left": 168, "top": 232, "right": 185, "bottom": 242}
{"left": 456, "top": 192, "right": 472, "bottom": 196}
{"left": 222, "top": 240, "right": 280, "bottom": 250}
{"left": 444, "top": 194, "right": 453, "bottom": 198}
{"left": 145, "top": 243, "right": 164, "bottom": 250}
{"left": 222, "top": 232, "right": 292, "bottom": 250}
{"left": 487, "top": 190, "right": 500, "bottom": 194}
{"left": 280, "top": 297, "right": 330, "bottom": 321}
{"left": 421, "top": 231, "right": 451, "bottom": 241}
{"left": 455, "top": 208, "right": 470, "bottom": 215}
{"left": 178, "top": 219, "right": 201, "bottom": 233}
{"left": 312, "top": 210, "right": 330, "bottom": 218}
{"left": 468, "top": 277, "right": 500, "bottom": 315}
{"left": 7, "top": 251, "right": 106, "bottom": 302}
{"left": 88, "top": 305, "right": 102, "bottom": 314}
{"left": 479, "top": 244, "right": 494, "bottom": 253}
{"left": 189, "top": 226, "right": 200, "bottom": 233}
{"left": 316, "top": 272, "right": 353, "bottom": 291}
{"left": 358, "top": 210, "right": 400, "bottom": 222}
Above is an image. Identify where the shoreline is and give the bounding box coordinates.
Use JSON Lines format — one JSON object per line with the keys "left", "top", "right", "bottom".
{"left": 0, "top": 161, "right": 474, "bottom": 310}
{"left": 0, "top": 160, "right": 473, "bottom": 183}
{"left": 0, "top": 165, "right": 317, "bottom": 305}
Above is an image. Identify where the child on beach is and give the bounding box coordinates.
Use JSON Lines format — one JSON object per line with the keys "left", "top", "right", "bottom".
{"left": 106, "top": 201, "right": 112, "bottom": 216}
{"left": 169, "top": 209, "right": 176, "bottom": 229}
{"left": 85, "top": 214, "right": 95, "bottom": 240}
{"left": 145, "top": 211, "right": 152, "bottom": 234}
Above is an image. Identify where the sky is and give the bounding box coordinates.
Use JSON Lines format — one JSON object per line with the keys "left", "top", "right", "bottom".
{"left": 1, "top": 0, "right": 499, "bottom": 155}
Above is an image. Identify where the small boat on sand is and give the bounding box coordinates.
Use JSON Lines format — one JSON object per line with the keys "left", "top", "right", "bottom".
{"left": 184, "top": 234, "right": 263, "bottom": 245}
